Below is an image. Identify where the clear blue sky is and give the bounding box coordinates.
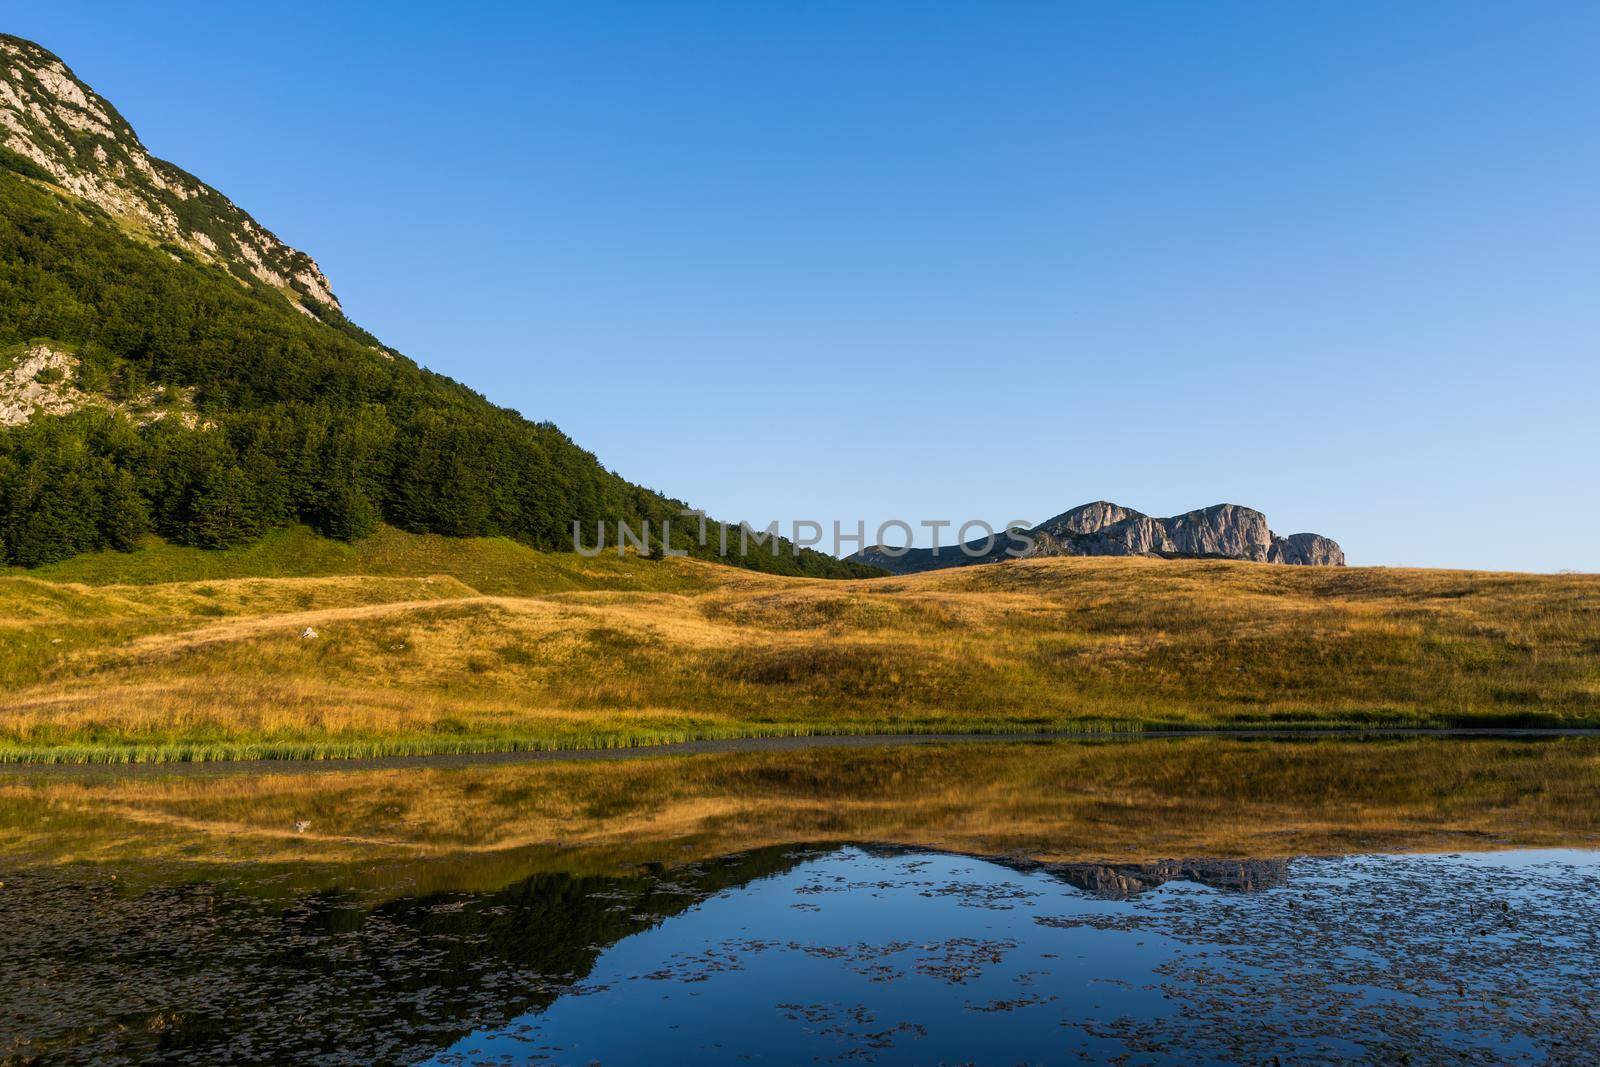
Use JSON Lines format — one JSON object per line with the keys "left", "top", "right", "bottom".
{"left": 11, "top": 3, "right": 1599, "bottom": 569}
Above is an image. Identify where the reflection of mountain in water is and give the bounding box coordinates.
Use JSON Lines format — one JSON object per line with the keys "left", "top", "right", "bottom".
{"left": 855, "top": 845, "right": 1293, "bottom": 900}
{"left": 1047, "top": 859, "right": 1291, "bottom": 899}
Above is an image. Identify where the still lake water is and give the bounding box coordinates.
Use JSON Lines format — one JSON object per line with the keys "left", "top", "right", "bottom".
{"left": 2, "top": 736, "right": 1599, "bottom": 1064}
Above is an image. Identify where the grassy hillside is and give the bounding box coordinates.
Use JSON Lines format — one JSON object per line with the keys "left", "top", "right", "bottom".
{"left": 2, "top": 531, "right": 1597, "bottom": 761}
{"left": 18, "top": 523, "right": 726, "bottom": 595}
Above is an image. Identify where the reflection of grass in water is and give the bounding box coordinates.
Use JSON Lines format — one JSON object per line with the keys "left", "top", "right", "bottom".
{"left": 4, "top": 527, "right": 1600, "bottom": 761}
{"left": 3, "top": 738, "right": 1597, "bottom": 895}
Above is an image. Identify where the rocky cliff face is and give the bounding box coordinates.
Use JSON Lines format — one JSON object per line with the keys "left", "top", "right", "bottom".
{"left": 0, "top": 34, "right": 340, "bottom": 315}
{"left": 848, "top": 500, "right": 1345, "bottom": 574}
{"left": 0, "top": 342, "right": 201, "bottom": 429}
{"left": 1270, "top": 531, "right": 1345, "bottom": 567}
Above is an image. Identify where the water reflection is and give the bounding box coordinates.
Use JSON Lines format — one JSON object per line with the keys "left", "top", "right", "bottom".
{"left": 3, "top": 736, "right": 1598, "bottom": 884}
{"left": 426, "top": 847, "right": 1600, "bottom": 1065}
{"left": 2, "top": 736, "right": 1598, "bottom": 1063}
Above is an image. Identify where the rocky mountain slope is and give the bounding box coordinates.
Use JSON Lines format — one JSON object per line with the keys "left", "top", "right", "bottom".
{"left": 0, "top": 34, "right": 873, "bottom": 577}
{"left": 0, "top": 33, "right": 339, "bottom": 316}
{"left": 848, "top": 501, "right": 1344, "bottom": 574}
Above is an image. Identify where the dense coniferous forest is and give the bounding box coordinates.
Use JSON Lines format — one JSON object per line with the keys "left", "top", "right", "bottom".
{"left": 0, "top": 170, "right": 876, "bottom": 576}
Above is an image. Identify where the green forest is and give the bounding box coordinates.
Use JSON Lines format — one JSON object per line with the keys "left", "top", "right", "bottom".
{"left": 0, "top": 170, "right": 877, "bottom": 577}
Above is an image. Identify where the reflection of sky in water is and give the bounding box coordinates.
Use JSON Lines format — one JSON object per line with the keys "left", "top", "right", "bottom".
{"left": 427, "top": 848, "right": 1600, "bottom": 1065}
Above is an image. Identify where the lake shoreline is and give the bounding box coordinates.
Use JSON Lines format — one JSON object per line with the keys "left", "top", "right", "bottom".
{"left": 4, "top": 725, "right": 1598, "bottom": 778}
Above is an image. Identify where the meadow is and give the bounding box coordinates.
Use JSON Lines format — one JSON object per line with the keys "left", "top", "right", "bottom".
{"left": 2, "top": 525, "right": 1598, "bottom": 762}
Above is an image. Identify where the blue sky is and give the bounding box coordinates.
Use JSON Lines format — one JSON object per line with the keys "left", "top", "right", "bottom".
{"left": 11, "top": 3, "right": 1599, "bottom": 569}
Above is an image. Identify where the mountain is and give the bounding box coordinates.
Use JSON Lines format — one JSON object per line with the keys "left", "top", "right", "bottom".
{"left": 0, "top": 36, "right": 338, "bottom": 316}
{"left": 847, "top": 501, "right": 1345, "bottom": 574}
{"left": 0, "top": 34, "right": 876, "bottom": 577}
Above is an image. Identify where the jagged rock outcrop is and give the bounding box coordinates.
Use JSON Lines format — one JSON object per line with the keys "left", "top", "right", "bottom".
{"left": 0, "top": 34, "right": 340, "bottom": 315}
{"left": 1270, "top": 531, "right": 1344, "bottom": 567}
{"left": 0, "top": 342, "right": 202, "bottom": 428}
{"left": 848, "top": 500, "right": 1344, "bottom": 574}
{"left": 0, "top": 343, "right": 82, "bottom": 426}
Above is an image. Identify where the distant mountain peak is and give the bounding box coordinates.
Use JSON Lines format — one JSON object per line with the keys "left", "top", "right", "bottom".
{"left": 0, "top": 33, "right": 340, "bottom": 315}
{"left": 848, "top": 500, "right": 1345, "bottom": 574}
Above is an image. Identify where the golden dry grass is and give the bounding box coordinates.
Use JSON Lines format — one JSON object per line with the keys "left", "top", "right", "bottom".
{"left": 2, "top": 526, "right": 1598, "bottom": 760}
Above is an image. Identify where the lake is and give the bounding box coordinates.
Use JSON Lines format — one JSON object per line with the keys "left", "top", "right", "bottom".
{"left": 2, "top": 735, "right": 1598, "bottom": 1064}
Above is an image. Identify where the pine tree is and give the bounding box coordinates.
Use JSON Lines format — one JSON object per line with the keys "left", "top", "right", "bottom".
{"left": 100, "top": 466, "right": 150, "bottom": 551}
{"left": 187, "top": 465, "right": 264, "bottom": 549}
